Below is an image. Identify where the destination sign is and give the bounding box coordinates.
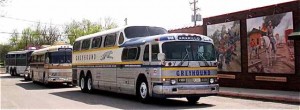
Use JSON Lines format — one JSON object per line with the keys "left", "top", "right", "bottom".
{"left": 178, "top": 36, "right": 202, "bottom": 40}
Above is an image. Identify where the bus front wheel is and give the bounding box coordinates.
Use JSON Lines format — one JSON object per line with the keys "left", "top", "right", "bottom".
{"left": 186, "top": 96, "right": 200, "bottom": 104}
{"left": 137, "top": 79, "right": 150, "bottom": 103}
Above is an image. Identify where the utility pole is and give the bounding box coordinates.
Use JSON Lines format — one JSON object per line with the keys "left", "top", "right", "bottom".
{"left": 190, "top": 0, "right": 200, "bottom": 26}
{"left": 124, "top": 18, "right": 128, "bottom": 26}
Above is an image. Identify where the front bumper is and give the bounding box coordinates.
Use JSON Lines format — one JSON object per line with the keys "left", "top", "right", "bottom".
{"left": 152, "top": 84, "right": 219, "bottom": 98}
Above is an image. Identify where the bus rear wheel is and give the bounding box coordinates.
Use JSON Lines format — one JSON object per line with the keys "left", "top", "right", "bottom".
{"left": 186, "top": 96, "right": 200, "bottom": 104}
{"left": 86, "top": 75, "right": 94, "bottom": 93}
{"left": 80, "top": 75, "right": 88, "bottom": 93}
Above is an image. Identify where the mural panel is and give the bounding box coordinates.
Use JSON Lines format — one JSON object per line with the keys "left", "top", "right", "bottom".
{"left": 207, "top": 21, "right": 241, "bottom": 72}
{"left": 247, "top": 12, "right": 294, "bottom": 73}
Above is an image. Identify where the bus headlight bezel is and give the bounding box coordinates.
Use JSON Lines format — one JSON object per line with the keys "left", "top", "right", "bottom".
{"left": 170, "top": 79, "right": 177, "bottom": 85}
{"left": 209, "top": 78, "right": 214, "bottom": 84}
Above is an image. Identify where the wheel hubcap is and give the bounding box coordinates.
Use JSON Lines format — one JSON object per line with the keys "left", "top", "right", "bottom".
{"left": 139, "top": 82, "right": 147, "bottom": 99}
{"left": 80, "top": 77, "right": 85, "bottom": 89}
{"left": 87, "top": 77, "right": 92, "bottom": 90}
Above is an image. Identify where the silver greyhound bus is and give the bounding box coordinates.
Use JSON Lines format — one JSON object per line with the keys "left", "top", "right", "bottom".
{"left": 30, "top": 43, "right": 73, "bottom": 86}
{"left": 72, "top": 26, "right": 219, "bottom": 104}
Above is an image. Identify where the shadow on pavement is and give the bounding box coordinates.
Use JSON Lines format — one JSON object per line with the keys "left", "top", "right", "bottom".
{"left": 50, "top": 90, "right": 215, "bottom": 109}
{"left": 16, "top": 82, "right": 75, "bottom": 90}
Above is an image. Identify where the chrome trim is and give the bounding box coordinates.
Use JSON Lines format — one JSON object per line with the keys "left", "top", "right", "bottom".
{"left": 152, "top": 84, "right": 219, "bottom": 96}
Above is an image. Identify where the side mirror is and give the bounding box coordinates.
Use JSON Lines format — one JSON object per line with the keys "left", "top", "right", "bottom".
{"left": 157, "top": 53, "right": 165, "bottom": 61}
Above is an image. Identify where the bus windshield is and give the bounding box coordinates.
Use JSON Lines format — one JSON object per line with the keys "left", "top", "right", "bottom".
{"left": 162, "top": 41, "right": 216, "bottom": 61}
{"left": 48, "top": 50, "right": 72, "bottom": 63}
{"left": 125, "top": 26, "right": 167, "bottom": 38}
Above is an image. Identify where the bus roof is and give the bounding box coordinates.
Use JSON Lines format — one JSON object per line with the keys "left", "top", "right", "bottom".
{"left": 32, "top": 44, "right": 72, "bottom": 55}
{"left": 120, "top": 33, "right": 214, "bottom": 47}
{"left": 74, "top": 25, "right": 166, "bottom": 42}
{"left": 7, "top": 50, "right": 34, "bottom": 55}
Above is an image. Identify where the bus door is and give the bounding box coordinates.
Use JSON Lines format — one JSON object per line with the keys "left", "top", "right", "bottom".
{"left": 142, "top": 43, "right": 161, "bottom": 85}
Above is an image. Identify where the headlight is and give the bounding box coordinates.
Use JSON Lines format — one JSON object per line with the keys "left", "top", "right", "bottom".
{"left": 209, "top": 78, "right": 214, "bottom": 84}
{"left": 170, "top": 79, "right": 177, "bottom": 85}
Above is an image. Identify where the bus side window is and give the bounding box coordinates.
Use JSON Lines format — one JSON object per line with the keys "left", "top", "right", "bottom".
{"left": 122, "top": 47, "right": 140, "bottom": 61}
{"left": 152, "top": 44, "right": 159, "bottom": 61}
{"left": 73, "top": 41, "right": 81, "bottom": 51}
{"left": 143, "top": 45, "right": 149, "bottom": 61}
{"left": 82, "top": 39, "right": 91, "bottom": 50}
{"left": 118, "top": 32, "right": 124, "bottom": 45}
{"left": 104, "top": 33, "right": 117, "bottom": 47}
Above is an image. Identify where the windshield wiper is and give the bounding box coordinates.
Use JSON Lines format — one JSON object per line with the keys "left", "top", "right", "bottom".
{"left": 197, "top": 52, "right": 209, "bottom": 66}
{"left": 177, "top": 46, "right": 190, "bottom": 66}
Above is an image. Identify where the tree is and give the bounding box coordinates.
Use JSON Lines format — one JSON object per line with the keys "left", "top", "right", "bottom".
{"left": 0, "top": 44, "right": 11, "bottom": 63}
{"left": 64, "top": 18, "right": 118, "bottom": 44}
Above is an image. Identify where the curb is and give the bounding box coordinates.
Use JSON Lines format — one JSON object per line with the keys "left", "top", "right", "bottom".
{"left": 218, "top": 91, "right": 300, "bottom": 104}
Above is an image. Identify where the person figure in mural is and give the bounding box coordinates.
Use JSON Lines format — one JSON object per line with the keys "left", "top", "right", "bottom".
{"left": 267, "top": 20, "right": 276, "bottom": 54}
{"left": 225, "top": 42, "right": 237, "bottom": 65}
{"left": 250, "top": 39, "right": 256, "bottom": 59}
{"left": 217, "top": 40, "right": 226, "bottom": 69}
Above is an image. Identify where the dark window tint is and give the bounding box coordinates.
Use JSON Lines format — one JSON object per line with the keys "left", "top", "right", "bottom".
{"left": 73, "top": 41, "right": 81, "bottom": 51}
{"left": 104, "top": 33, "right": 117, "bottom": 47}
{"left": 118, "top": 32, "right": 124, "bottom": 44}
{"left": 125, "top": 26, "right": 167, "bottom": 38}
{"left": 48, "top": 50, "right": 72, "bottom": 63}
{"left": 82, "top": 39, "right": 91, "bottom": 50}
{"left": 143, "top": 45, "right": 149, "bottom": 61}
{"left": 152, "top": 44, "right": 159, "bottom": 61}
{"left": 92, "top": 37, "right": 102, "bottom": 48}
{"left": 162, "top": 41, "right": 216, "bottom": 61}
{"left": 122, "top": 47, "right": 140, "bottom": 61}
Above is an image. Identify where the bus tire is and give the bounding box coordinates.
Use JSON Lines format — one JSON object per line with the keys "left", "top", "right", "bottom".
{"left": 80, "top": 75, "right": 88, "bottom": 93}
{"left": 12, "top": 68, "right": 16, "bottom": 76}
{"left": 186, "top": 96, "right": 200, "bottom": 104}
{"left": 43, "top": 72, "right": 48, "bottom": 86}
{"left": 9, "top": 68, "right": 13, "bottom": 76}
{"left": 86, "top": 74, "right": 94, "bottom": 93}
{"left": 136, "top": 78, "right": 150, "bottom": 103}
{"left": 32, "top": 72, "right": 37, "bottom": 84}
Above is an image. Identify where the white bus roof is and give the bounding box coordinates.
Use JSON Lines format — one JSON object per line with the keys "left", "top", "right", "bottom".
{"left": 74, "top": 25, "right": 166, "bottom": 42}
{"left": 32, "top": 44, "right": 72, "bottom": 55}
{"left": 120, "top": 33, "right": 214, "bottom": 47}
{"left": 7, "top": 50, "right": 34, "bottom": 55}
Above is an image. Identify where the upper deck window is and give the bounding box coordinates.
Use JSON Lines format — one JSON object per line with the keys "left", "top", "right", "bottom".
{"left": 118, "top": 32, "right": 124, "bottom": 45}
{"left": 82, "top": 39, "right": 91, "bottom": 50}
{"left": 73, "top": 41, "right": 81, "bottom": 51}
{"left": 92, "top": 37, "right": 102, "bottom": 48}
{"left": 104, "top": 33, "right": 117, "bottom": 47}
{"left": 124, "top": 26, "right": 167, "bottom": 38}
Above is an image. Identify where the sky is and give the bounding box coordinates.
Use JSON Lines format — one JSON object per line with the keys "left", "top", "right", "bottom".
{"left": 0, "top": 0, "right": 294, "bottom": 44}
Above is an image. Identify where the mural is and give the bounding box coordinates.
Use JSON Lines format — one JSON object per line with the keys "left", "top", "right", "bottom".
{"left": 207, "top": 21, "right": 241, "bottom": 72}
{"left": 247, "top": 12, "right": 294, "bottom": 73}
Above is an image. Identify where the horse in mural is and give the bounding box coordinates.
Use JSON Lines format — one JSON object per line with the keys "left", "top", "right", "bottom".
{"left": 261, "top": 36, "right": 277, "bottom": 66}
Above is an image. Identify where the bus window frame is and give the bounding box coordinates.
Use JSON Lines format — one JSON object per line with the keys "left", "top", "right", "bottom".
{"left": 81, "top": 39, "right": 91, "bottom": 50}
{"left": 104, "top": 33, "right": 117, "bottom": 47}
{"left": 122, "top": 47, "right": 140, "bottom": 61}
{"left": 118, "top": 32, "right": 125, "bottom": 45}
{"left": 92, "top": 36, "right": 102, "bottom": 48}
{"left": 73, "top": 41, "right": 82, "bottom": 51}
